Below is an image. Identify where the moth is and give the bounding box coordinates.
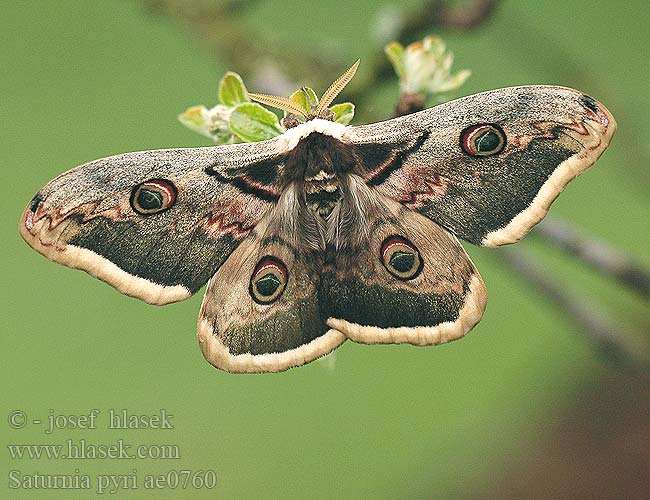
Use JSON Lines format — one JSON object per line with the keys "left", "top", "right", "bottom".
{"left": 20, "top": 61, "right": 616, "bottom": 373}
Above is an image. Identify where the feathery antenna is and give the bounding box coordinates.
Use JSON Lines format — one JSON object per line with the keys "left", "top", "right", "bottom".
{"left": 315, "top": 59, "right": 360, "bottom": 116}
{"left": 247, "top": 93, "right": 307, "bottom": 118}
{"left": 247, "top": 59, "right": 360, "bottom": 121}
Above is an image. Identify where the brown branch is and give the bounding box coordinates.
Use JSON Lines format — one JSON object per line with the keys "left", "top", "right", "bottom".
{"left": 401, "top": 0, "right": 499, "bottom": 41}
{"left": 533, "top": 217, "right": 650, "bottom": 299}
{"left": 143, "top": 0, "right": 497, "bottom": 116}
{"left": 144, "top": 0, "right": 341, "bottom": 94}
{"left": 347, "top": 1, "right": 498, "bottom": 117}
{"left": 394, "top": 92, "right": 426, "bottom": 117}
{"left": 497, "top": 246, "right": 648, "bottom": 368}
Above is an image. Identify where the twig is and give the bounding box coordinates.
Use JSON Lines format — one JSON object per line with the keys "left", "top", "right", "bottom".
{"left": 143, "top": 0, "right": 497, "bottom": 111}
{"left": 144, "top": 0, "right": 341, "bottom": 93}
{"left": 533, "top": 217, "right": 650, "bottom": 299}
{"left": 347, "top": 1, "right": 498, "bottom": 115}
{"left": 497, "top": 246, "right": 648, "bottom": 368}
{"left": 401, "top": 0, "right": 499, "bottom": 39}
{"left": 394, "top": 92, "right": 426, "bottom": 117}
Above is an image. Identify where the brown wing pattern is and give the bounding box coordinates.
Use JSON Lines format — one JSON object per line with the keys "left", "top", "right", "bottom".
{"left": 347, "top": 86, "right": 616, "bottom": 246}
{"left": 322, "top": 190, "right": 486, "bottom": 347}
{"left": 20, "top": 141, "right": 286, "bottom": 304}
{"left": 197, "top": 195, "right": 346, "bottom": 373}
{"left": 197, "top": 180, "right": 485, "bottom": 373}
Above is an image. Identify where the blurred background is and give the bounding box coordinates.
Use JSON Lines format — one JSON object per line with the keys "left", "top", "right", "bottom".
{"left": 2, "top": 1, "right": 649, "bottom": 499}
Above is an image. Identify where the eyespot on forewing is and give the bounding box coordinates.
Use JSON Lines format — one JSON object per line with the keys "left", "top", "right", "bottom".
{"left": 460, "top": 123, "right": 506, "bottom": 157}
{"left": 130, "top": 179, "right": 177, "bottom": 215}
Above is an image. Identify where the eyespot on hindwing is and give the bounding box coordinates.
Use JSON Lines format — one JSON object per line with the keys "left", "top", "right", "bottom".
{"left": 249, "top": 256, "right": 289, "bottom": 304}
{"left": 380, "top": 235, "right": 423, "bottom": 280}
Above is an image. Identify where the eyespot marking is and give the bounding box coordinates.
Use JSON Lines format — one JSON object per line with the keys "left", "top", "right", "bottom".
{"left": 250, "top": 256, "right": 288, "bottom": 304}
{"left": 380, "top": 235, "right": 423, "bottom": 281}
{"left": 130, "top": 179, "right": 177, "bottom": 215}
{"left": 460, "top": 124, "right": 506, "bottom": 157}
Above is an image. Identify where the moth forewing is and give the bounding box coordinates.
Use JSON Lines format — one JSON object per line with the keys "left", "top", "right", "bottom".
{"left": 345, "top": 85, "right": 616, "bottom": 247}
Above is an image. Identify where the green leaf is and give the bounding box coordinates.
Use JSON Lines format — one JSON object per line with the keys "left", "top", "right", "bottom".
{"left": 388, "top": 35, "right": 470, "bottom": 98}
{"left": 302, "top": 87, "right": 319, "bottom": 106}
{"left": 384, "top": 41, "right": 405, "bottom": 79}
{"left": 330, "top": 102, "right": 355, "bottom": 125}
{"left": 430, "top": 69, "right": 472, "bottom": 94}
{"left": 288, "top": 87, "right": 319, "bottom": 116}
{"left": 178, "top": 105, "right": 213, "bottom": 138}
{"left": 218, "top": 72, "right": 249, "bottom": 107}
{"left": 178, "top": 105, "right": 208, "bottom": 127}
{"left": 228, "top": 103, "right": 284, "bottom": 142}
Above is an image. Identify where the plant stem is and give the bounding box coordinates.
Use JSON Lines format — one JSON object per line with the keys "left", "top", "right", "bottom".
{"left": 497, "top": 246, "right": 648, "bottom": 368}
{"left": 533, "top": 217, "right": 650, "bottom": 299}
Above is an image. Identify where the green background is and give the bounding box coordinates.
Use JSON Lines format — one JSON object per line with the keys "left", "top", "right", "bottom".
{"left": 1, "top": 1, "right": 648, "bottom": 498}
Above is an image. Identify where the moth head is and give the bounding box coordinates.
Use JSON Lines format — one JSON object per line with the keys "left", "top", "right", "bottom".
{"left": 248, "top": 59, "right": 360, "bottom": 126}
